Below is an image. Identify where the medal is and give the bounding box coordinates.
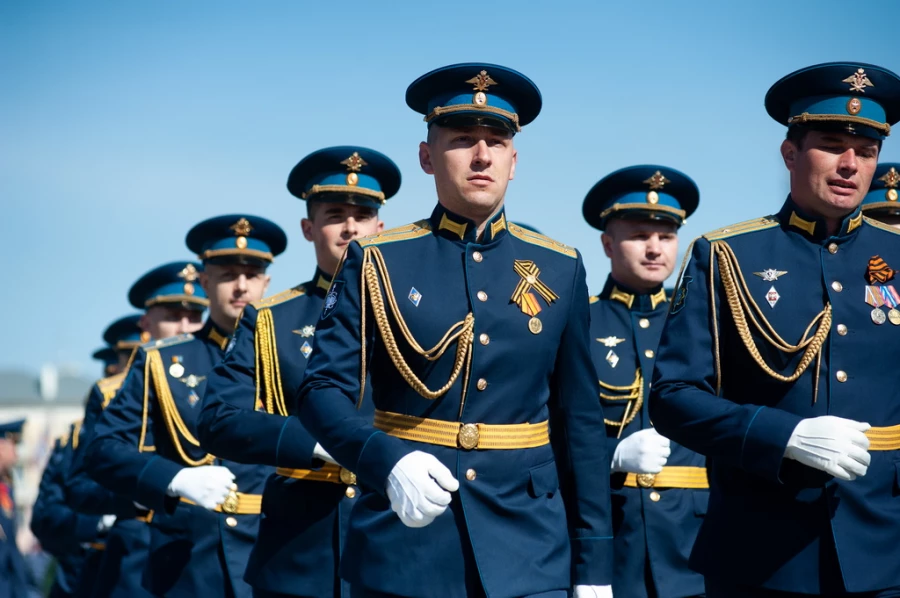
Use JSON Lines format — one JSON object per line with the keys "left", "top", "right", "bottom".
{"left": 169, "top": 362, "right": 185, "bottom": 378}
{"left": 890, "top": 308, "right": 900, "bottom": 326}
{"left": 872, "top": 308, "right": 887, "bottom": 325}
{"left": 528, "top": 317, "right": 543, "bottom": 335}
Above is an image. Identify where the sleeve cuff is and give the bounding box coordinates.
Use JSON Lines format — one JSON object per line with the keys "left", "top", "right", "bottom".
{"left": 135, "top": 456, "right": 183, "bottom": 512}
{"left": 355, "top": 431, "right": 409, "bottom": 496}
{"left": 740, "top": 406, "right": 803, "bottom": 482}
{"left": 572, "top": 535, "right": 614, "bottom": 586}
{"left": 274, "top": 418, "right": 319, "bottom": 469}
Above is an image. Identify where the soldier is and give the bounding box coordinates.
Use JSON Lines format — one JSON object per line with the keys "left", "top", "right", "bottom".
{"left": 296, "top": 63, "right": 613, "bottom": 597}
{"left": 582, "top": 165, "right": 705, "bottom": 598}
{"left": 651, "top": 62, "right": 900, "bottom": 596}
{"left": 199, "top": 146, "right": 398, "bottom": 598}
{"left": 85, "top": 216, "right": 285, "bottom": 598}
{"left": 0, "top": 419, "right": 32, "bottom": 598}
{"left": 860, "top": 163, "right": 900, "bottom": 228}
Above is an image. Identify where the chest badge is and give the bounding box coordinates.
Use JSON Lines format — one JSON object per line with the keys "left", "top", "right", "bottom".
{"left": 865, "top": 256, "right": 900, "bottom": 326}
{"left": 293, "top": 325, "right": 316, "bottom": 338}
{"left": 753, "top": 269, "right": 788, "bottom": 282}
{"left": 179, "top": 374, "right": 206, "bottom": 389}
{"left": 510, "top": 260, "right": 559, "bottom": 334}
{"left": 765, "top": 286, "right": 780, "bottom": 308}
{"left": 300, "top": 341, "right": 313, "bottom": 359}
{"left": 597, "top": 336, "right": 626, "bottom": 347}
{"left": 408, "top": 287, "right": 422, "bottom": 307}
{"left": 168, "top": 356, "right": 185, "bottom": 378}
{"left": 606, "top": 350, "right": 620, "bottom": 368}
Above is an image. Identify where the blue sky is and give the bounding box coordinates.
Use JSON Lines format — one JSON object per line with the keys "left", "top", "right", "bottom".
{"left": 2, "top": 0, "right": 897, "bottom": 376}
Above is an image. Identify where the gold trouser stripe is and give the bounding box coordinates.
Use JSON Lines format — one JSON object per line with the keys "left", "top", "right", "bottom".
{"left": 373, "top": 409, "right": 550, "bottom": 450}
{"left": 624, "top": 466, "right": 709, "bottom": 489}
{"left": 275, "top": 463, "right": 357, "bottom": 485}
{"left": 179, "top": 492, "right": 262, "bottom": 515}
{"left": 87, "top": 542, "right": 106, "bottom": 551}
{"left": 866, "top": 425, "right": 900, "bottom": 451}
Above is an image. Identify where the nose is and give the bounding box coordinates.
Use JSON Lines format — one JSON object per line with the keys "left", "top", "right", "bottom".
{"left": 236, "top": 274, "right": 249, "bottom": 292}
{"left": 343, "top": 217, "right": 358, "bottom": 237}
{"left": 646, "top": 234, "right": 662, "bottom": 255}
{"left": 472, "top": 139, "right": 491, "bottom": 166}
{"left": 178, "top": 316, "right": 192, "bottom": 333}
{"left": 837, "top": 148, "right": 858, "bottom": 175}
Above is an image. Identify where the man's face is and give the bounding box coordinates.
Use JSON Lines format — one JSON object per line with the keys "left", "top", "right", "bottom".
{"left": 782, "top": 130, "right": 880, "bottom": 219}
{"left": 0, "top": 439, "right": 17, "bottom": 474}
{"left": 301, "top": 203, "right": 383, "bottom": 275}
{"left": 140, "top": 305, "right": 204, "bottom": 340}
{"left": 602, "top": 218, "right": 679, "bottom": 291}
{"left": 199, "top": 263, "right": 270, "bottom": 327}
{"left": 419, "top": 124, "right": 517, "bottom": 223}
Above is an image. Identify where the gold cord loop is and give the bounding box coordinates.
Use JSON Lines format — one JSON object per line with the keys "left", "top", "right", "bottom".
{"left": 255, "top": 309, "right": 288, "bottom": 416}
{"left": 599, "top": 369, "right": 643, "bottom": 438}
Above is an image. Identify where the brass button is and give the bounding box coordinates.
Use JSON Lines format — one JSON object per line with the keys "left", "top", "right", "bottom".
{"left": 649, "top": 491, "right": 661, "bottom": 502}
{"left": 472, "top": 251, "right": 483, "bottom": 263}
{"left": 225, "top": 516, "right": 238, "bottom": 527}
{"left": 831, "top": 281, "right": 843, "bottom": 292}
{"left": 644, "top": 350, "right": 655, "bottom": 359}
{"left": 836, "top": 370, "right": 848, "bottom": 383}
{"left": 477, "top": 291, "right": 488, "bottom": 302}
{"left": 345, "top": 486, "right": 357, "bottom": 499}
{"left": 476, "top": 378, "right": 488, "bottom": 391}
{"left": 465, "top": 469, "right": 476, "bottom": 481}
{"left": 639, "top": 318, "right": 650, "bottom": 329}
{"left": 479, "top": 333, "right": 490, "bottom": 345}
{"left": 837, "top": 324, "right": 848, "bottom": 336}
{"left": 828, "top": 243, "right": 839, "bottom": 254}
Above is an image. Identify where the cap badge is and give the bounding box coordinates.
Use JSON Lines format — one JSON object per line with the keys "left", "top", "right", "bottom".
{"left": 842, "top": 68, "right": 874, "bottom": 94}
{"left": 340, "top": 152, "right": 368, "bottom": 186}
{"left": 230, "top": 218, "right": 252, "bottom": 249}
{"left": 178, "top": 263, "right": 199, "bottom": 296}
{"left": 846, "top": 97, "right": 862, "bottom": 115}
{"left": 466, "top": 70, "right": 498, "bottom": 106}
{"left": 880, "top": 167, "right": 900, "bottom": 202}
{"left": 642, "top": 170, "right": 670, "bottom": 204}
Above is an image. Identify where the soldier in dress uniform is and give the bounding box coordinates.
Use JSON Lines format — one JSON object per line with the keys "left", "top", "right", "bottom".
{"left": 295, "top": 63, "right": 613, "bottom": 598}
{"left": 67, "top": 265, "right": 208, "bottom": 598}
{"left": 199, "top": 146, "right": 399, "bottom": 598}
{"left": 0, "top": 419, "right": 32, "bottom": 598}
{"left": 651, "top": 62, "right": 900, "bottom": 597}
{"left": 860, "top": 163, "right": 900, "bottom": 228}
{"left": 582, "top": 165, "right": 705, "bottom": 598}
{"left": 92, "top": 347, "right": 121, "bottom": 378}
{"left": 85, "top": 216, "right": 286, "bottom": 598}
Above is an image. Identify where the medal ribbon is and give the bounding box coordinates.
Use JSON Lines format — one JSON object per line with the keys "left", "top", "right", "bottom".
{"left": 881, "top": 286, "right": 899, "bottom": 308}
{"left": 866, "top": 286, "right": 885, "bottom": 308}
{"left": 866, "top": 256, "right": 896, "bottom": 284}
{"left": 511, "top": 260, "right": 559, "bottom": 316}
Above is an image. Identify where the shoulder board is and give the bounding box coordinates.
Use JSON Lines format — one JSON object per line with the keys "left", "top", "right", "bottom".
{"left": 251, "top": 285, "right": 307, "bottom": 310}
{"left": 58, "top": 431, "right": 70, "bottom": 448}
{"left": 97, "top": 372, "right": 127, "bottom": 395}
{"left": 358, "top": 220, "right": 432, "bottom": 248}
{"left": 863, "top": 216, "right": 900, "bottom": 236}
{"left": 589, "top": 295, "right": 600, "bottom": 304}
{"left": 141, "top": 333, "right": 195, "bottom": 352}
{"left": 703, "top": 215, "right": 779, "bottom": 241}
{"left": 508, "top": 223, "right": 577, "bottom": 259}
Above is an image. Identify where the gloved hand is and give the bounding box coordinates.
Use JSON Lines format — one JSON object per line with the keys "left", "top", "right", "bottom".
{"left": 97, "top": 514, "right": 117, "bottom": 533}
{"left": 784, "top": 416, "right": 870, "bottom": 481}
{"left": 386, "top": 451, "right": 459, "bottom": 528}
{"left": 313, "top": 442, "right": 338, "bottom": 465}
{"left": 166, "top": 465, "right": 235, "bottom": 510}
{"left": 610, "top": 428, "right": 670, "bottom": 474}
{"left": 573, "top": 584, "right": 614, "bottom": 597}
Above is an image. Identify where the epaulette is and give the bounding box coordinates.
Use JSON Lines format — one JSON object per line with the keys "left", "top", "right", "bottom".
{"left": 864, "top": 216, "right": 900, "bottom": 236}
{"left": 589, "top": 295, "right": 600, "bottom": 304}
{"left": 97, "top": 372, "right": 126, "bottom": 396}
{"left": 508, "top": 223, "right": 577, "bottom": 259}
{"left": 141, "top": 333, "right": 194, "bottom": 351}
{"left": 251, "top": 285, "right": 307, "bottom": 310}
{"left": 357, "top": 220, "right": 432, "bottom": 248}
{"left": 703, "top": 215, "right": 780, "bottom": 241}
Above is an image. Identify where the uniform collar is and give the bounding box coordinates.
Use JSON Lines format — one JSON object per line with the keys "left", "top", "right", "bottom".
{"left": 600, "top": 276, "right": 667, "bottom": 312}
{"left": 310, "top": 267, "right": 332, "bottom": 296}
{"left": 429, "top": 204, "right": 508, "bottom": 244}
{"left": 778, "top": 195, "right": 864, "bottom": 241}
{"left": 198, "top": 319, "right": 232, "bottom": 351}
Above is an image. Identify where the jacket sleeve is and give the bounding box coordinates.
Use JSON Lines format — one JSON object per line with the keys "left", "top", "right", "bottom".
{"left": 198, "top": 304, "right": 318, "bottom": 468}
{"left": 650, "top": 238, "right": 802, "bottom": 482}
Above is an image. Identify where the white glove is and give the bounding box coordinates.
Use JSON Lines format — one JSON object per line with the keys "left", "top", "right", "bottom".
{"left": 386, "top": 451, "right": 459, "bottom": 528}
{"left": 574, "top": 584, "right": 613, "bottom": 597}
{"left": 610, "top": 428, "right": 670, "bottom": 474}
{"left": 97, "top": 514, "right": 117, "bottom": 533}
{"left": 167, "top": 465, "right": 236, "bottom": 510}
{"left": 784, "top": 416, "right": 870, "bottom": 481}
{"left": 313, "top": 442, "right": 338, "bottom": 465}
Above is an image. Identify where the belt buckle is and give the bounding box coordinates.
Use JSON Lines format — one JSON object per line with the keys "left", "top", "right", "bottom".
{"left": 339, "top": 468, "right": 357, "bottom": 486}
{"left": 458, "top": 423, "right": 480, "bottom": 450}
{"left": 636, "top": 473, "right": 656, "bottom": 488}
{"left": 222, "top": 489, "right": 240, "bottom": 514}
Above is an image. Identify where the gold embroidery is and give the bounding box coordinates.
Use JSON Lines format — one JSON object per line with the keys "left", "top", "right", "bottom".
{"left": 316, "top": 275, "right": 331, "bottom": 292}
{"left": 301, "top": 184, "right": 385, "bottom": 202}
{"left": 439, "top": 213, "right": 467, "bottom": 240}
{"left": 609, "top": 286, "right": 634, "bottom": 309}
{"left": 650, "top": 287, "right": 668, "bottom": 310}
{"left": 508, "top": 223, "right": 577, "bottom": 259}
{"left": 847, "top": 212, "right": 863, "bottom": 233}
{"left": 490, "top": 213, "right": 507, "bottom": 239}
{"left": 208, "top": 328, "right": 230, "bottom": 351}
{"left": 788, "top": 212, "right": 816, "bottom": 236}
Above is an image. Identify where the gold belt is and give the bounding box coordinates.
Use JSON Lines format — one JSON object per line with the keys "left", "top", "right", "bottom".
{"left": 624, "top": 466, "right": 709, "bottom": 489}
{"left": 276, "top": 463, "right": 358, "bottom": 485}
{"left": 374, "top": 409, "right": 550, "bottom": 450}
{"left": 180, "top": 490, "right": 262, "bottom": 514}
{"left": 866, "top": 425, "right": 900, "bottom": 451}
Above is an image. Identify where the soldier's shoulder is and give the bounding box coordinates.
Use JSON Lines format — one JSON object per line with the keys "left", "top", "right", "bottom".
{"left": 702, "top": 215, "right": 780, "bottom": 241}
{"left": 251, "top": 285, "right": 308, "bottom": 311}
{"left": 357, "top": 220, "right": 433, "bottom": 248}
{"left": 508, "top": 223, "right": 578, "bottom": 259}
{"left": 97, "top": 371, "right": 127, "bottom": 393}
{"left": 589, "top": 294, "right": 601, "bottom": 304}
{"left": 141, "top": 333, "right": 195, "bottom": 353}
{"left": 864, "top": 216, "right": 900, "bottom": 236}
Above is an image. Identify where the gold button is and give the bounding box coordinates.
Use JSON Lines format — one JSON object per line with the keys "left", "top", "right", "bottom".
{"left": 644, "top": 350, "right": 655, "bottom": 359}
{"left": 837, "top": 324, "right": 848, "bottom": 336}
{"left": 649, "top": 491, "right": 661, "bottom": 502}
{"left": 477, "top": 291, "right": 488, "bottom": 302}
{"left": 225, "top": 516, "right": 238, "bottom": 527}
{"left": 345, "top": 487, "right": 357, "bottom": 499}
{"left": 836, "top": 370, "right": 847, "bottom": 383}
{"left": 639, "top": 318, "right": 650, "bottom": 329}
{"left": 479, "top": 333, "right": 490, "bottom": 345}
{"left": 465, "top": 469, "right": 476, "bottom": 481}
{"left": 472, "top": 251, "right": 483, "bottom": 263}
{"left": 828, "top": 243, "right": 839, "bottom": 254}
{"left": 476, "top": 378, "right": 487, "bottom": 391}
{"left": 831, "top": 281, "right": 843, "bottom": 292}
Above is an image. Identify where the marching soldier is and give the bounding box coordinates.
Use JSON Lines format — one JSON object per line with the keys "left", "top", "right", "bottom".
{"left": 651, "top": 62, "right": 900, "bottom": 596}
{"left": 85, "top": 217, "right": 285, "bottom": 597}
{"left": 0, "top": 419, "right": 32, "bottom": 598}
{"left": 296, "top": 63, "right": 613, "bottom": 597}
{"left": 582, "top": 165, "right": 705, "bottom": 598}
{"left": 199, "top": 146, "right": 398, "bottom": 598}
{"left": 860, "top": 162, "right": 900, "bottom": 228}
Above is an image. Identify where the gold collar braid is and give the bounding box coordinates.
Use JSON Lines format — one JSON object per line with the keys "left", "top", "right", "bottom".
{"left": 360, "top": 246, "right": 475, "bottom": 416}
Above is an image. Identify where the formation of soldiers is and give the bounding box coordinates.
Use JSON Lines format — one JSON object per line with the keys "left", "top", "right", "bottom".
{"left": 1, "top": 58, "right": 898, "bottom": 598}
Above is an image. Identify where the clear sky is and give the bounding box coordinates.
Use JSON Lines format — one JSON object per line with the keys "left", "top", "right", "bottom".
{"left": 2, "top": 0, "right": 897, "bottom": 376}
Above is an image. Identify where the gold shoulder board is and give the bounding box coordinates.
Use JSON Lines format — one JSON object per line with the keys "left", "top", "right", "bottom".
{"left": 703, "top": 215, "right": 779, "bottom": 241}
{"left": 508, "top": 223, "right": 577, "bottom": 259}
{"left": 358, "top": 220, "right": 432, "bottom": 248}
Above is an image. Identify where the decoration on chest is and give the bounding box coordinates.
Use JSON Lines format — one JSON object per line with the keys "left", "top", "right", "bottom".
{"left": 597, "top": 337, "right": 626, "bottom": 368}
{"left": 292, "top": 326, "right": 316, "bottom": 359}
{"left": 753, "top": 269, "right": 787, "bottom": 309}
{"left": 865, "top": 256, "right": 900, "bottom": 326}
{"left": 408, "top": 287, "right": 422, "bottom": 307}
{"left": 169, "top": 356, "right": 185, "bottom": 378}
{"left": 510, "top": 260, "right": 559, "bottom": 335}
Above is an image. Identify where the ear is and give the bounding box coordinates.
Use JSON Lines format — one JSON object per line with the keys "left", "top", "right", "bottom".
{"left": 262, "top": 274, "right": 271, "bottom": 296}
{"left": 198, "top": 272, "right": 211, "bottom": 296}
{"left": 508, "top": 147, "right": 518, "bottom": 181}
{"left": 780, "top": 139, "right": 797, "bottom": 172}
{"left": 300, "top": 218, "right": 315, "bottom": 242}
{"left": 419, "top": 141, "right": 434, "bottom": 174}
{"left": 601, "top": 232, "right": 614, "bottom": 259}
{"left": 376, "top": 219, "right": 385, "bottom": 233}
{"left": 138, "top": 313, "right": 150, "bottom": 333}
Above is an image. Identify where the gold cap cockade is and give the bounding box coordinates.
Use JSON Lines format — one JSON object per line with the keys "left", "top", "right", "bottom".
{"left": 341, "top": 152, "right": 368, "bottom": 186}
{"left": 642, "top": 171, "right": 670, "bottom": 204}
{"left": 230, "top": 217, "right": 253, "bottom": 249}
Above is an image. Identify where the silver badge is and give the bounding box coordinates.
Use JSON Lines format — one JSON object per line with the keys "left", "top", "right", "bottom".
{"left": 606, "top": 350, "right": 620, "bottom": 368}
{"left": 766, "top": 286, "right": 780, "bottom": 308}
{"left": 408, "top": 287, "right": 422, "bottom": 307}
{"left": 754, "top": 269, "right": 788, "bottom": 282}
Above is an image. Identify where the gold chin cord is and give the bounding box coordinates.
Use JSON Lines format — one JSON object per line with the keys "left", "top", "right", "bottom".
{"left": 711, "top": 240, "right": 832, "bottom": 403}
{"left": 360, "top": 246, "right": 475, "bottom": 417}
{"left": 600, "top": 369, "right": 643, "bottom": 439}
{"left": 255, "top": 308, "right": 288, "bottom": 416}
